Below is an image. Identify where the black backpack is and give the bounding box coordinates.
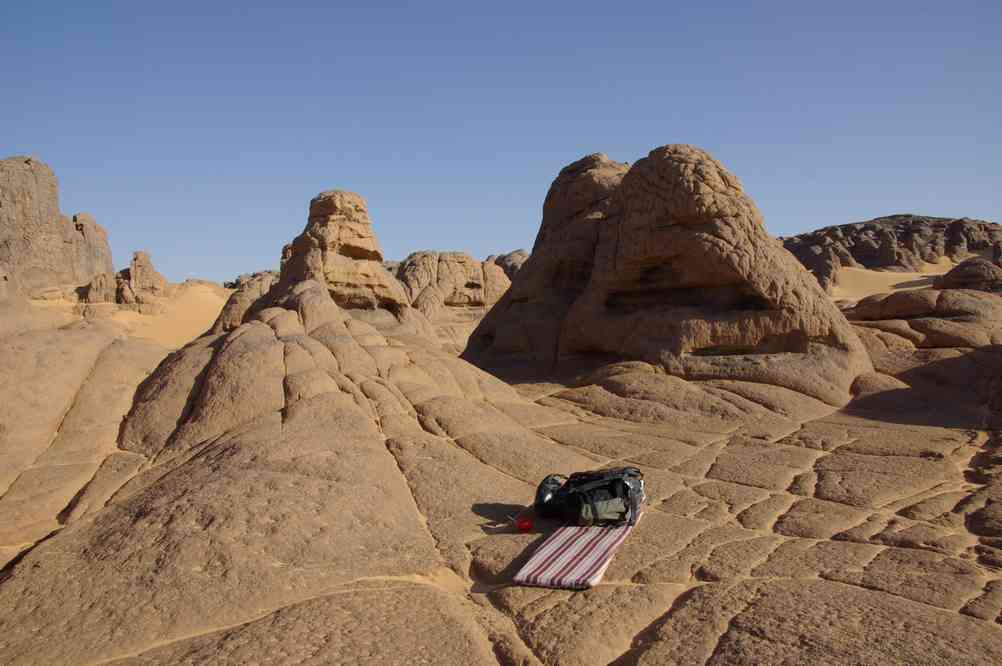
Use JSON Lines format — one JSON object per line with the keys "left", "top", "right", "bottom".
{"left": 534, "top": 467, "right": 645, "bottom": 527}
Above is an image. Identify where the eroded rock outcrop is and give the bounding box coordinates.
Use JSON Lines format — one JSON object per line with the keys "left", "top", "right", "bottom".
{"left": 281, "top": 190, "right": 408, "bottom": 310}
{"left": 468, "top": 145, "right": 872, "bottom": 406}
{"left": 5, "top": 154, "right": 1002, "bottom": 665}
{"left": 783, "top": 214, "right": 1002, "bottom": 292}
{"left": 223, "top": 270, "right": 279, "bottom": 290}
{"left": 470, "top": 153, "right": 628, "bottom": 364}
{"left": 847, "top": 288, "right": 1002, "bottom": 349}
{"left": 213, "top": 190, "right": 436, "bottom": 343}
{"left": 212, "top": 271, "right": 280, "bottom": 333}
{"left": 487, "top": 249, "right": 529, "bottom": 280}
{"left": 0, "top": 156, "right": 113, "bottom": 296}
{"left": 933, "top": 257, "right": 1002, "bottom": 293}
{"left": 0, "top": 274, "right": 541, "bottom": 664}
{"left": 395, "top": 251, "right": 510, "bottom": 352}
{"left": 81, "top": 251, "right": 170, "bottom": 315}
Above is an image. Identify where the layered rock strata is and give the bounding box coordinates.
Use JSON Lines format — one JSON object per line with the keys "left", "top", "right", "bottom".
{"left": 214, "top": 190, "right": 437, "bottom": 342}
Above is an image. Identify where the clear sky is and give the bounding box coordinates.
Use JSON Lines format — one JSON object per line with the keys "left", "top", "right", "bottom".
{"left": 3, "top": 2, "right": 1000, "bottom": 282}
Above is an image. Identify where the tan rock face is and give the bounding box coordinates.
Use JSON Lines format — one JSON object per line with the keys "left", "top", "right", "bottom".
{"left": 82, "top": 251, "right": 170, "bottom": 316}
{"left": 211, "top": 270, "right": 279, "bottom": 333}
{"left": 124, "top": 250, "right": 168, "bottom": 297}
{"left": 469, "top": 145, "right": 871, "bottom": 406}
{"left": 0, "top": 156, "right": 113, "bottom": 294}
{"left": 212, "top": 190, "right": 437, "bottom": 343}
{"left": 396, "top": 251, "right": 510, "bottom": 353}
{"left": 6, "top": 161, "right": 1002, "bottom": 665}
{"left": 846, "top": 288, "right": 1002, "bottom": 348}
{"left": 0, "top": 312, "right": 167, "bottom": 564}
{"left": 0, "top": 266, "right": 12, "bottom": 300}
{"left": 280, "top": 190, "right": 408, "bottom": 310}
{"left": 0, "top": 277, "right": 527, "bottom": 664}
{"left": 487, "top": 249, "right": 529, "bottom": 280}
{"left": 934, "top": 257, "right": 1002, "bottom": 292}
{"left": 470, "top": 153, "right": 628, "bottom": 362}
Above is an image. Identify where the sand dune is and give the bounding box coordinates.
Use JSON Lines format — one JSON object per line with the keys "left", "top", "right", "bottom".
{"left": 830, "top": 257, "right": 955, "bottom": 301}
{"left": 109, "top": 282, "right": 230, "bottom": 349}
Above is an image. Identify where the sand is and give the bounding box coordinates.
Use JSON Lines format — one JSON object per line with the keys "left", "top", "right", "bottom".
{"left": 29, "top": 282, "right": 230, "bottom": 350}
{"left": 109, "top": 283, "right": 230, "bottom": 349}
{"left": 829, "top": 256, "right": 955, "bottom": 301}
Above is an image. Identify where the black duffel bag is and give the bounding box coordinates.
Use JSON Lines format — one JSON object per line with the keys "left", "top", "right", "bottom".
{"left": 533, "top": 467, "right": 645, "bottom": 527}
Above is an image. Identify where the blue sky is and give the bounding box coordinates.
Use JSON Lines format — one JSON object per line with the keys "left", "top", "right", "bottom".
{"left": 3, "top": 2, "right": 1000, "bottom": 282}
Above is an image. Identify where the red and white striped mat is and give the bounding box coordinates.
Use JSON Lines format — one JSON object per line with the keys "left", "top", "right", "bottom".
{"left": 514, "top": 520, "right": 635, "bottom": 590}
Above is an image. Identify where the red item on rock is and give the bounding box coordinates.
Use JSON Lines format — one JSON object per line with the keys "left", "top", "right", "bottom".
{"left": 516, "top": 515, "right": 533, "bottom": 532}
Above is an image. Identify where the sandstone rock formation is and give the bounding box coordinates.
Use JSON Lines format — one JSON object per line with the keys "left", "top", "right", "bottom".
{"left": 224, "top": 269, "right": 279, "bottom": 290}
{"left": 0, "top": 284, "right": 168, "bottom": 566}
{"left": 4, "top": 151, "right": 1002, "bottom": 664}
{"left": 487, "top": 249, "right": 529, "bottom": 280}
{"left": 213, "top": 190, "right": 437, "bottom": 343}
{"left": 281, "top": 190, "right": 409, "bottom": 310}
{"left": 0, "top": 156, "right": 113, "bottom": 295}
{"left": 783, "top": 214, "right": 1002, "bottom": 292}
{"left": 846, "top": 288, "right": 1002, "bottom": 349}
{"left": 81, "top": 250, "right": 170, "bottom": 315}
{"left": 469, "top": 153, "right": 628, "bottom": 366}
{"left": 933, "top": 257, "right": 1002, "bottom": 292}
{"left": 212, "top": 270, "right": 280, "bottom": 332}
{"left": 395, "top": 251, "right": 510, "bottom": 352}
{"left": 468, "top": 145, "right": 872, "bottom": 407}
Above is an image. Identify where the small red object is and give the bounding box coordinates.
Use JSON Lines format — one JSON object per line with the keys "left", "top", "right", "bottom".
{"left": 516, "top": 515, "right": 533, "bottom": 532}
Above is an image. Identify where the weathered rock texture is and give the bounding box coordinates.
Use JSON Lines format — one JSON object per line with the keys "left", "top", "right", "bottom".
{"left": 0, "top": 156, "right": 113, "bottom": 295}
{"left": 468, "top": 145, "right": 872, "bottom": 406}
{"left": 487, "top": 249, "right": 529, "bottom": 280}
{"left": 4, "top": 253, "right": 1002, "bottom": 665}
{"left": 0, "top": 266, "right": 12, "bottom": 301}
{"left": 223, "top": 269, "right": 279, "bottom": 290}
{"left": 395, "top": 251, "right": 510, "bottom": 353}
{"left": 281, "top": 190, "right": 409, "bottom": 310}
{"left": 846, "top": 287, "right": 1002, "bottom": 349}
{"left": 81, "top": 251, "right": 170, "bottom": 315}
{"left": 0, "top": 292, "right": 167, "bottom": 568}
{"left": 5, "top": 160, "right": 1002, "bottom": 665}
{"left": 468, "top": 153, "right": 628, "bottom": 366}
{"left": 783, "top": 214, "right": 1002, "bottom": 292}
{"left": 213, "top": 190, "right": 437, "bottom": 344}
{"left": 212, "top": 271, "right": 280, "bottom": 333}
{"left": 933, "top": 257, "right": 1002, "bottom": 293}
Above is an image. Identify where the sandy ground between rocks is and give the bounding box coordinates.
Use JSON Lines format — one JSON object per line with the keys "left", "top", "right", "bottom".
{"left": 31, "top": 283, "right": 230, "bottom": 350}
{"left": 109, "top": 283, "right": 230, "bottom": 349}
{"left": 830, "top": 257, "right": 955, "bottom": 301}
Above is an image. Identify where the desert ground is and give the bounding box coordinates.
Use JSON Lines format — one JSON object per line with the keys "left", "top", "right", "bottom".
{"left": 2, "top": 147, "right": 1002, "bottom": 665}
{"left": 830, "top": 259, "right": 952, "bottom": 301}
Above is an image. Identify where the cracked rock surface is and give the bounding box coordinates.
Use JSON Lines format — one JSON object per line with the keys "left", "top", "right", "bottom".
{"left": 2, "top": 145, "right": 1002, "bottom": 665}
{"left": 394, "top": 250, "right": 511, "bottom": 353}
